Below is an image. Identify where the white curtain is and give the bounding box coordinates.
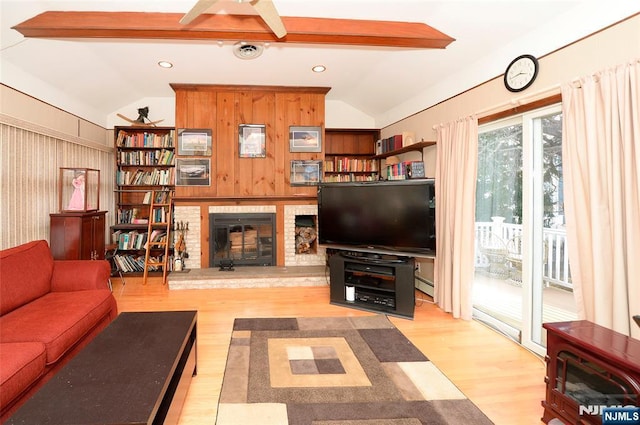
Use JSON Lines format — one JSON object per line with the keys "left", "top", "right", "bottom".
{"left": 434, "top": 116, "right": 478, "bottom": 320}
{"left": 561, "top": 59, "right": 640, "bottom": 338}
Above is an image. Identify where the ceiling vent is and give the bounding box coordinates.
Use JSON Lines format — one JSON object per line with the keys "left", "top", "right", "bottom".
{"left": 233, "top": 42, "right": 264, "bottom": 60}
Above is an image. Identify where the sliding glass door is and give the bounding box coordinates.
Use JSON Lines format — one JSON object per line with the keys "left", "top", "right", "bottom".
{"left": 473, "top": 104, "right": 577, "bottom": 355}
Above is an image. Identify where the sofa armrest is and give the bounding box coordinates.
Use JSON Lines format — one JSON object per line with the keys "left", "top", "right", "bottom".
{"left": 51, "top": 260, "right": 111, "bottom": 292}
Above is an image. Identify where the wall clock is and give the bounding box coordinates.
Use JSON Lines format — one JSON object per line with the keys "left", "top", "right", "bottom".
{"left": 504, "top": 54, "right": 539, "bottom": 92}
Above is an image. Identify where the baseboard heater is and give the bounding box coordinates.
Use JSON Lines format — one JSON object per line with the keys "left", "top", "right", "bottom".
{"left": 473, "top": 308, "right": 522, "bottom": 344}
{"left": 414, "top": 275, "right": 434, "bottom": 297}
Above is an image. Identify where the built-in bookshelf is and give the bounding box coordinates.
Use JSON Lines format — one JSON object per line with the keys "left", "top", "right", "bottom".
{"left": 111, "top": 126, "right": 175, "bottom": 276}
{"left": 324, "top": 129, "right": 380, "bottom": 182}
{"left": 323, "top": 157, "right": 378, "bottom": 182}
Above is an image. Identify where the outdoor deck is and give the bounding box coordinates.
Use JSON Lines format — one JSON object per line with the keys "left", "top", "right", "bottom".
{"left": 473, "top": 219, "right": 578, "bottom": 332}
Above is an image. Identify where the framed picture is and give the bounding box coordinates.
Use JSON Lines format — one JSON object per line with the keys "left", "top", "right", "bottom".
{"left": 289, "top": 126, "right": 322, "bottom": 152}
{"left": 178, "top": 129, "right": 212, "bottom": 156}
{"left": 290, "top": 160, "right": 322, "bottom": 186}
{"left": 176, "top": 158, "right": 210, "bottom": 186}
{"left": 239, "top": 124, "right": 266, "bottom": 158}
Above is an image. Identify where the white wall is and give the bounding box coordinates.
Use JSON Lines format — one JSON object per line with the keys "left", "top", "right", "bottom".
{"left": 325, "top": 100, "right": 376, "bottom": 129}
{"left": 381, "top": 13, "right": 640, "bottom": 173}
{"left": 107, "top": 97, "right": 176, "bottom": 129}
{"left": 383, "top": 14, "right": 640, "bottom": 140}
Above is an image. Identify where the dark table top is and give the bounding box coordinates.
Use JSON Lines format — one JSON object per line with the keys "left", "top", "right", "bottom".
{"left": 7, "top": 310, "right": 197, "bottom": 425}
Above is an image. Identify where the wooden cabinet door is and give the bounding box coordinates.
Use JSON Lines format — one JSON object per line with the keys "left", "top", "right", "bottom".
{"left": 91, "top": 212, "right": 106, "bottom": 259}
{"left": 79, "top": 214, "right": 94, "bottom": 259}
{"left": 50, "top": 211, "right": 106, "bottom": 260}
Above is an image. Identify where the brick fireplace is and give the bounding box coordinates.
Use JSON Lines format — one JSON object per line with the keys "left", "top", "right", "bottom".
{"left": 209, "top": 213, "right": 276, "bottom": 267}
{"left": 173, "top": 203, "right": 326, "bottom": 269}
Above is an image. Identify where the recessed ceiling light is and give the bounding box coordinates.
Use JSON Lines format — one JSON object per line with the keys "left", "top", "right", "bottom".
{"left": 158, "top": 61, "right": 173, "bottom": 68}
{"left": 312, "top": 65, "right": 326, "bottom": 73}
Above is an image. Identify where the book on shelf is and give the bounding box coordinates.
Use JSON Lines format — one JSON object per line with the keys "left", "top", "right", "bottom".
{"left": 376, "top": 134, "right": 404, "bottom": 155}
{"left": 113, "top": 253, "right": 170, "bottom": 273}
{"left": 154, "top": 190, "right": 170, "bottom": 204}
{"left": 112, "top": 230, "right": 148, "bottom": 250}
{"left": 324, "top": 157, "right": 378, "bottom": 173}
{"left": 323, "top": 173, "right": 378, "bottom": 183}
{"left": 117, "top": 149, "right": 174, "bottom": 166}
{"left": 116, "top": 168, "right": 174, "bottom": 186}
{"left": 116, "top": 130, "right": 175, "bottom": 148}
{"left": 144, "top": 230, "right": 167, "bottom": 249}
{"left": 116, "top": 207, "right": 150, "bottom": 225}
{"left": 113, "top": 254, "right": 145, "bottom": 273}
{"left": 385, "top": 161, "right": 426, "bottom": 180}
{"left": 152, "top": 207, "right": 167, "bottom": 224}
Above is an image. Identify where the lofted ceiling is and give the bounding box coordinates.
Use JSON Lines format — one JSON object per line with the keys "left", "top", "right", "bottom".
{"left": 1, "top": 1, "right": 638, "bottom": 129}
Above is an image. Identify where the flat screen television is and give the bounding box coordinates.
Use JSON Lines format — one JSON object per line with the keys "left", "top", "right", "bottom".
{"left": 317, "top": 179, "right": 436, "bottom": 257}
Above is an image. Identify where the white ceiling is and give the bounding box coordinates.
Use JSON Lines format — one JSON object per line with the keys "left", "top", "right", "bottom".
{"left": 1, "top": 0, "right": 638, "bottom": 128}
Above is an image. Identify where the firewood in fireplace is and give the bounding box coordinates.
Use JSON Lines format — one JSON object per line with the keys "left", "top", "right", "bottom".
{"left": 230, "top": 229, "right": 258, "bottom": 252}
{"left": 295, "top": 226, "right": 317, "bottom": 254}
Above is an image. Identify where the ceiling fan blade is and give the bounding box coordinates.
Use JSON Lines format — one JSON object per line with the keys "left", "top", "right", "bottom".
{"left": 251, "top": 0, "right": 287, "bottom": 39}
{"left": 180, "top": 0, "right": 221, "bottom": 25}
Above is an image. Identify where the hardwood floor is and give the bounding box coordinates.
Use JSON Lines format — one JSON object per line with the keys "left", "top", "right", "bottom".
{"left": 112, "top": 276, "right": 547, "bottom": 425}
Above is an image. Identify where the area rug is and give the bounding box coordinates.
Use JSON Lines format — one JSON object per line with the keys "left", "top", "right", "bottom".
{"left": 216, "top": 315, "right": 494, "bottom": 424}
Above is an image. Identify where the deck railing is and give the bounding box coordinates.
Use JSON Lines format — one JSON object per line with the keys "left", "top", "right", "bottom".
{"left": 474, "top": 220, "right": 572, "bottom": 290}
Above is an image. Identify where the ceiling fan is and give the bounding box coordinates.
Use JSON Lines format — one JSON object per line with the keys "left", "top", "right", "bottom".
{"left": 180, "top": 0, "right": 287, "bottom": 39}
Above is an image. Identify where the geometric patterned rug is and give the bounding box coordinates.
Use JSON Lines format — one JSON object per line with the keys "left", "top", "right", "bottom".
{"left": 216, "top": 315, "right": 494, "bottom": 424}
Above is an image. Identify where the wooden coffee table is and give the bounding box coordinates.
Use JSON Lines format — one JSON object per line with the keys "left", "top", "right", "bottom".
{"left": 6, "top": 311, "right": 197, "bottom": 425}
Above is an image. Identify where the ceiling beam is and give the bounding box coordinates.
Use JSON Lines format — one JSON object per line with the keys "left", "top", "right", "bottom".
{"left": 12, "top": 11, "right": 455, "bottom": 49}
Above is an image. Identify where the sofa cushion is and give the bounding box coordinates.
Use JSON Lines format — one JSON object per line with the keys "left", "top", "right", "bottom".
{"left": 0, "top": 290, "right": 115, "bottom": 364}
{"left": 0, "top": 240, "right": 54, "bottom": 316}
{"left": 0, "top": 342, "right": 46, "bottom": 409}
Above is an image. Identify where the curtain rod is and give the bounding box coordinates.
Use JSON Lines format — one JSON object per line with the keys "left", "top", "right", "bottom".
{"left": 431, "top": 58, "right": 640, "bottom": 130}
{"left": 475, "top": 84, "right": 562, "bottom": 118}
{"left": 432, "top": 83, "right": 563, "bottom": 130}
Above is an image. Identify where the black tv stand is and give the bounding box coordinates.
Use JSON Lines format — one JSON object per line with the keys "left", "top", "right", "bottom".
{"left": 329, "top": 249, "right": 415, "bottom": 319}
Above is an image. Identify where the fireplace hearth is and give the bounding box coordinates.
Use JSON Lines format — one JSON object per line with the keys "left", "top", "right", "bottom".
{"left": 209, "top": 213, "right": 275, "bottom": 267}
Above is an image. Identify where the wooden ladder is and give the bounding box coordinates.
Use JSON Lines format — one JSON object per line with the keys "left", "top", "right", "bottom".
{"left": 143, "top": 189, "right": 173, "bottom": 285}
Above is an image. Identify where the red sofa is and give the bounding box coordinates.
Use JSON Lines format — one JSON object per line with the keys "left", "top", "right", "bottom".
{"left": 0, "top": 240, "right": 118, "bottom": 421}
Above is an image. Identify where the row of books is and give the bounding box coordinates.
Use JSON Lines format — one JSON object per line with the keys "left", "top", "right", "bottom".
{"left": 145, "top": 190, "right": 171, "bottom": 204}
{"left": 117, "top": 168, "right": 174, "bottom": 186}
{"left": 323, "top": 173, "right": 379, "bottom": 183}
{"left": 111, "top": 229, "right": 168, "bottom": 250}
{"left": 116, "top": 208, "right": 148, "bottom": 225}
{"left": 112, "top": 230, "right": 148, "bottom": 250}
{"left": 376, "top": 135, "right": 404, "bottom": 155}
{"left": 324, "top": 157, "right": 378, "bottom": 173}
{"left": 116, "top": 130, "right": 174, "bottom": 148}
{"left": 385, "top": 161, "right": 426, "bottom": 180}
{"left": 375, "top": 132, "right": 416, "bottom": 155}
{"left": 147, "top": 229, "right": 168, "bottom": 246}
{"left": 118, "top": 149, "right": 174, "bottom": 166}
{"left": 151, "top": 206, "right": 168, "bottom": 224}
{"left": 113, "top": 254, "right": 170, "bottom": 273}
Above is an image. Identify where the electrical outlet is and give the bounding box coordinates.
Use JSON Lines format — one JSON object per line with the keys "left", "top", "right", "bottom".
{"left": 416, "top": 262, "right": 421, "bottom": 274}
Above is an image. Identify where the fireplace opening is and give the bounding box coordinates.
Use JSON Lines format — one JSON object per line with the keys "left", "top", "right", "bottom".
{"left": 210, "top": 213, "right": 275, "bottom": 267}
{"left": 295, "top": 215, "right": 317, "bottom": 255}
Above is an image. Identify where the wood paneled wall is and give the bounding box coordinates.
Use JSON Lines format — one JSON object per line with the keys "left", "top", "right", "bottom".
{"left": 171, "top": 84, "right": 329, "bottom": 200}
